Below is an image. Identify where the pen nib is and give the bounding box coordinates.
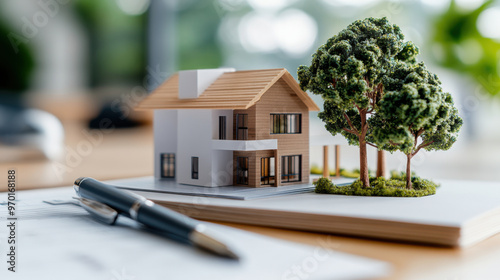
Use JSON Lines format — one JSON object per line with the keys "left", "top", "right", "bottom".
{"left": 190, "top": 226, "right": 239, "bottom": 260}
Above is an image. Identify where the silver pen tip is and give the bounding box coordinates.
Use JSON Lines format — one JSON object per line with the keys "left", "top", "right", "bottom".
{"left": 190, "top": 226, "right": 239, "bottom": 260}
{"left": 74, "top": 177, "right": 87, "bottom": 186}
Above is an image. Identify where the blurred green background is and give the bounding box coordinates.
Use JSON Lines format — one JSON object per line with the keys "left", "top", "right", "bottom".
{"left": 1, "top": 0, "right": 499, "bottom": 179}
{"left": 3, "top": 0, "right": 500, "bottom": 95}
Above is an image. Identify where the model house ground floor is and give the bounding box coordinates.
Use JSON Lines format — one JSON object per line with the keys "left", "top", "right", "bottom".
{"left": 233, "top": 150, "right": 307, "bottom": 187}
{"left": 159, "top": 150, "right": 308, "bottom": 188}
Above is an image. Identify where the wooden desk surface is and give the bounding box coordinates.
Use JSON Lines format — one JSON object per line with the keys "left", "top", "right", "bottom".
{"left": 0, "top": 121, "right": 154, "bottom": 191}
{"left": 2, "top": 121, "right": 500, "bottom": 279}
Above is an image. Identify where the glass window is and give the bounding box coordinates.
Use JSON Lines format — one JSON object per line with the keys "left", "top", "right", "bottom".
{"left": 236, "top": 157, "right": 249, "bottom": 185}
{"left": 236, "top": 114, "right": 248, "bottom": 140}
{"left": 219, "top": 116, "right": 226, "bottom": 140}
{"left": 270, "top": 114, "right": 301, "bottom": 134}
{"left": 191, "top": 157, "right": 199, "bottom": 179}
{"left": 161, "top": 153, "right": 175, "bottom": 178}
{"left": 281, "top": 155, "right": 301, "bottom": 183}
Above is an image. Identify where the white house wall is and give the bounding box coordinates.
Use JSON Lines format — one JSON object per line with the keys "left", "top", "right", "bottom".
{"left": 177, "top": 109, "right": 215, "bottom": 187}
{"left": 211, "top": 150, "right": 233, "bottom": 186}
{"left": 153, "top": 109, "right": 178, "bottom": 179}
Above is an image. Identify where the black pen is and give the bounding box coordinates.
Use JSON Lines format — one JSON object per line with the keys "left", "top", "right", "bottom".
{"left": 73, "top": 177, "right": 239, "bottom": 260}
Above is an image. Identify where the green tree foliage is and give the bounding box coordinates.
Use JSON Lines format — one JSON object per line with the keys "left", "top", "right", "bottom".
{"left": 371, "top": 62, "right": 463, "bottom": 189}
{"left": 300, "top": 17, "right": 462, "bottom": 191}
{"left": 298, "top": 17, "right": 417, "bottom": 188}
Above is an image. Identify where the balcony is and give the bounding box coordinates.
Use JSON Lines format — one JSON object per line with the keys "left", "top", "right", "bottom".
{"left": 212, "top": 139, "right": 278, "bottom": 151}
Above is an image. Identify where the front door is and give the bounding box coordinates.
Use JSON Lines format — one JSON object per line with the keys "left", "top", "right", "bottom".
{"left": 236, "top": 157, "right": 249, "bottom": 185}
{"left": 261, "top": 157, "right": 275, "bottom": 186}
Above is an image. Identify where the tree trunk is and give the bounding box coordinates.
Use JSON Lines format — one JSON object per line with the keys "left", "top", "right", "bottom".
{"left": 359, "top": 139, "right": 370, "bottom": 188}
{"left": 406, "top": 154, "right": 412, "bottom": 189}
{"left": 376, "top": 150, "right": 385, "bottom": 178}
{"left": 359, "top": 112, "right": 369, "bottom": 188}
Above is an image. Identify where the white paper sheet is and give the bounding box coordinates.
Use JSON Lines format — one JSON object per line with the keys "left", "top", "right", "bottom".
{"left": 0, "top": 187, "right": 389, "bottom": 280}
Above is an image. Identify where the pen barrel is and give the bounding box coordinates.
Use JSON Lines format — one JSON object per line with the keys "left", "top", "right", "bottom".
{"left": 76, "top": 178, "right": 138, "bottom": 216}
{"left": 76, "top": 177, "right": 197, "bottom": 238}
{"left": 137, "top": 203, "right": 197, "bottom": 238}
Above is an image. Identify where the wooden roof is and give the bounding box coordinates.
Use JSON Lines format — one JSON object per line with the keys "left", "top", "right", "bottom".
{"left": 135, "top": 68, "right": 319, "bottom": 111}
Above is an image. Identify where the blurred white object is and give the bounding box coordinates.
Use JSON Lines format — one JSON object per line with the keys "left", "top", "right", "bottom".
{"left": 0, "top": 105, "right": 64, "bottom": 162}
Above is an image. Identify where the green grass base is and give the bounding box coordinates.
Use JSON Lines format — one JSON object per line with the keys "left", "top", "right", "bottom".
{"left": 310, "top": 165, "right": 372, "bottom": 179}
{"left": 314, "top": 176, "right": 437, "bottom": 197}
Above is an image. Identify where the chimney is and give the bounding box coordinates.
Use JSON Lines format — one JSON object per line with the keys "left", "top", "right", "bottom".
{"left": 178, "top": 68, "right": 235, "bottom": 99}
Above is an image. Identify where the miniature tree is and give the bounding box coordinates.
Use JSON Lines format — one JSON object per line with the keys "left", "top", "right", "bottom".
{"left": 298, "top": 17, "right": 417, "bottom": 188}
{"left": 371, "top": 61, "right": 463, "bottom": 189}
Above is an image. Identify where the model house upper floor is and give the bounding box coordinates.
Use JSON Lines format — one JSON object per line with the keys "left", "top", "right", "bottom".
{"left": 136, "top": 68, "right": 319, "bottom": 151}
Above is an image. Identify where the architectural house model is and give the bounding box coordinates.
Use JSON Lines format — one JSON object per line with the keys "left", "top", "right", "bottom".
{"left": 136, "top": 68, "right": 319, "bottom": 188}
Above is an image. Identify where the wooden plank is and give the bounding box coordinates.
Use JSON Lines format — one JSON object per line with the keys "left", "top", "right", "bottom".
{"left": 323, "top": 145, "right": 329, "bottom": 178}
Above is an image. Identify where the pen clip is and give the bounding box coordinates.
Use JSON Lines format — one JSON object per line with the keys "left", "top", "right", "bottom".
{"left": 73, "top": 197, "right": 119, "bottom": 225}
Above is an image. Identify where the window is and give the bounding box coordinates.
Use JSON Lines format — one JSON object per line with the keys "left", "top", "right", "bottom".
{"left": 191, "top": 157, "right": 199, "bottom": 179}
{"left": 261, "top": 157, "right": 275, "bottom": 185}
{"left": 236, "top": 157, "right": 249, "bottom": 185}
{"left": 281, "top": 155, "right": 301, "bottom": 183}
{"left": 270, "top": 114, "right": 301, "bottom": 134}
{"left": 219, "top": 116, "right": 226, "bottom": 140}
{"left": 161, "top": 153, "right": 175, "bottom": 178}
{"left": 236, "top": 114, "right": 248, "bottom": 140}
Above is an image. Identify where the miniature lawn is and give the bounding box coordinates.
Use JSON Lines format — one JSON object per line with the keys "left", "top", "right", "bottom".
{"left": 314, "top": 175, "right": 437, "bottom": 197}
{"left": 310, "top": 165, "right": 372, "bottom": 179}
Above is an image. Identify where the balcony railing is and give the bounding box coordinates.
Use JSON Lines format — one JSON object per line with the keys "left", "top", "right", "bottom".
{"left": 212, "top": 139, "right": 277, "bottom": 151}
